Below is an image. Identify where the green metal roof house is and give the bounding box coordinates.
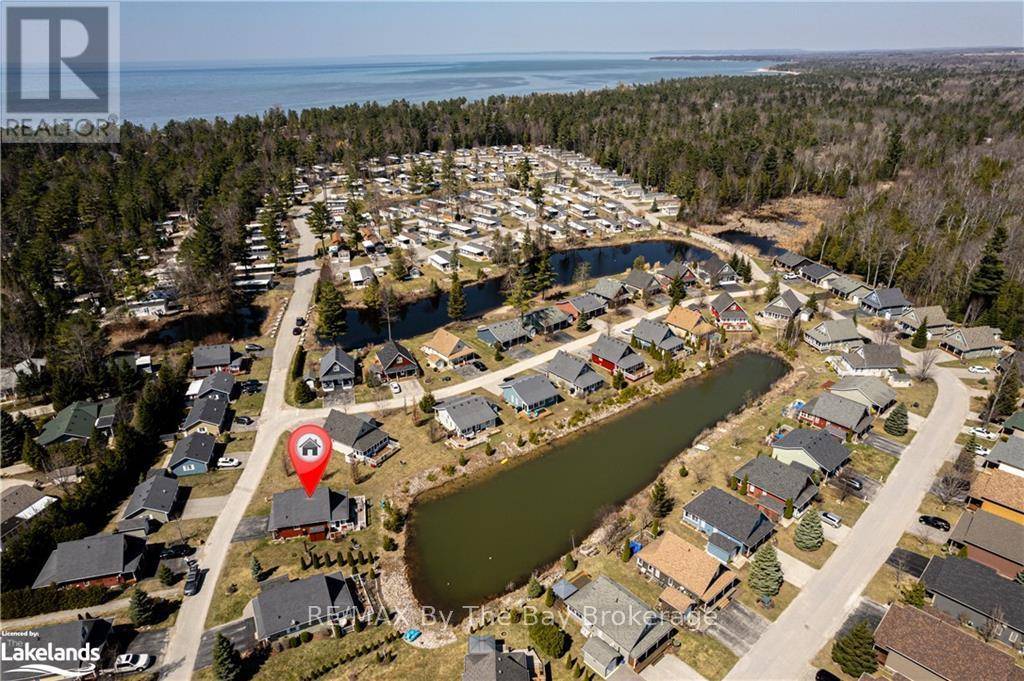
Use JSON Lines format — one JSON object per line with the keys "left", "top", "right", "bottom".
{"left": 35, "top": 397, "right": 121, "bottom": 447}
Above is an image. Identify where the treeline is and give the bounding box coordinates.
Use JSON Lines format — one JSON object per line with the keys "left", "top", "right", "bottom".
{"left": 3, "top": 57, "right": 1023, "bottom": 362}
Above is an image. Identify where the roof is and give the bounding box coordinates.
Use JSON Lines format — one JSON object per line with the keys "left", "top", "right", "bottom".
{"left": 591, "top": 334, "right": 644, "bottom": 370}
{"left": 319, "top": 347, "right": 356, "bottom": 379}
{"left": 801, "top": 393, "right": 873, "bottom": 432}
{"left": 324, "top": 410, "right": 389, "bottom": 453}
{"left": 773, "top": 428, "right": 851, "bottom": 472}
{"left": 169, "top": 432, "right": 217, "bottom": 469}
{"left": 546, "top": 351, "right": 604, "bottom": 391}
{"left": 33, "top": 533, "right": 146, "bottom": 588}
{"left": 841, "top": 344, "right": 904, "bottom": 371}
{"left": 897, "top": 305, "right": 951, "bottom": 329}
{"left": 636, "top": 531, "right": 734, "bottom": 600}
{"left": 182, "top": 396, "right": 228, "bottom": 430}
{"left": 631, "top": 318, "right": 683, "bottom": 351}
{"left": 804, "top": 318, "right": 861, "bottom": 345}
{"left": 500, "top": 374, "right": 559, "bottom": 406}
{"left": 709, "top": 292, "right": 739, "bottom": 315}
{"left": 941, "top": 326, "right": 1002, "bottom": 352}
{"left": 623, "top": 269, "right": 658, "bottom": 292}
{"left": 122, "top": 471, "right": 179, "bottom": 519}
{"left": 590, "top": 277, "right": 628, "bottom": 300}
{"left": 480, "top": 318, "right": 531, "bottom": 344}
{"left": 874, "top": 603, "right": 1023, "bottom": 681}
{"left": 762, "top": 290, "right": 802, "bottom": 317}
{"left": 35, "top": 398, "right": 118, "bottom": 446}
{"left": 523, "top": 305, "right": 570, "bottom": 330}
{"left": 198, "top": 371, "right": 235, "bottom": 396}
{"left": 462, "top": 637, "right": 531, "bottom": 681}
{"left": 798, "top": 262, "right": 835, "bottom": 281}
{"left": 970, "top": 468, "right": 1024, "bottom": 512}
{"left": 252, "top": 571, "right": 358, "bottom": 639}
{"left": 658, "top": 260, "right": 688, "bottom": 280}
{"left": 582, "top": 635, "right": 621, "bottom": 669}
{"left": 376, "top": 340, "right": 417, "bottom": 370}
{"left": 665, "top": 306, "right": 716, "bottom": 336}
{"left": 864, "top": 287, "right": 911, "bottom": 310}
{"left": 985, "top": 437, "right": 1024, "bottom": 472}
{"left": 657, "top": 586, "right": 695, "bottom": 614}
{"left": 774, "top": 251, "right": 812, "bottom": 269}
{"left": 1004, "top": 409, "right": 1024, "bottom": 434}
{"left": 829, "top": 275, "right": 872, "bottom": 296}
{"left": 920, "top": 556, "right": 1024, "bottom": 633}
{"left": 683, "top": 487, "right": 774, "bottom": 548}
{"left": 192, "top": 343, "right": 233, "bottom": 369}
{"left": 830, "top": 376, "right": 897, "bottom": 408}
{"left": 998, "top": 351, "right": 1024, "bottom": 380}
{"left": 566, "top": 293, "right": 607, "bottom": 315}
{"left": 564, "top": 575, "right": 675, "bottom": 659}
{"left": 268, "top": 486, "right": 353, "bottom": 531}
{"left": 0, "top": 485, "right": 53, "bottom": 524}
{"left": 734, "top": 457, "right": 818, "bottom": 508}
{"left": 423, "top": 329, "right": 474, "bottom": 360}
{"left": 436, "top": 395, "right": 498, "bottom": 431}
{"left": 552, "top": 578, "right": 579, "bottom": 600}
{"left": 949, "top": 510, "right": 1024, "bottom": 564}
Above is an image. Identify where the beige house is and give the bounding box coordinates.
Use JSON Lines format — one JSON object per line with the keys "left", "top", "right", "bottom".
{"left": 420, "top": 329, "right": 477, "bottom": 370}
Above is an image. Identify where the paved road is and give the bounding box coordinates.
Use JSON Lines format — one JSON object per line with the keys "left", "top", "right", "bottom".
{"left": 725, "top": 355, "right": 970, "bottom": 680}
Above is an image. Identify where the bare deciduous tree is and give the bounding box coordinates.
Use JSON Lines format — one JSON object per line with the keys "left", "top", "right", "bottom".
{"left": 914, "top": 348, "right": 941, "bottom": 381}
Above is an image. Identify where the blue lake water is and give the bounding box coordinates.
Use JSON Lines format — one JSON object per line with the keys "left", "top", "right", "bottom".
{"left": 118, "top": 53, "right": 777, "bottom": 125}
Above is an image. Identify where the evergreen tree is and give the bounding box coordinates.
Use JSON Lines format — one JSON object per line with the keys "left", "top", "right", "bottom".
{"left": 620, "top": 540, "right": 632, "bottom": 562}
{"left": 739, "top": 474, "right": 748, "bottom": 495}
{"left": 831, "top": 620, "right": 878, "bottom": 677}
{"left": 447, "top": 272, "right": 466, "bottom": 320}
{"left": 307, "top": 201, "right": 330, "bottom": 252}
{"left": 1016, "top": 570, "right": 1024, "bottom": 585}
{"left": 910, "top": 318, "right": 929, "bottom": 348}
{"left": 389, "top": 248, "right": 409, "bottom": 280}
{"left": 293, "top": 380, "right": 315, "bottom": 404}
{"left": 794, "top": 509, "right": 824, "bottom": 551}
{"left": 763, "top": 274, "right": 780, "bottom": 303}
{"left": 748, "top": 544, "right": 784, "bottom": 603}
{"left": 363, "top": 277, "right": 382, "bottom": 309}
{"left": 669, "top": 276, "right": 687, "bottom": 309}
{"left": 527, "top": 575, "right": 544, "bottom": 599}
{"left": 612, "top": 371, "right": 626, "bottom": 391}
{"left": 880, "top": 126, "right": 904, "bottom": 180}
{"left": 1, "top": 411, "right": 24, "bottom": 467}
{"left": 128, "top": 588, "right": 157, "bottom": 626}
{"left": 530, "top": 251, "right": 556, "bottom": 297}
{"left": 576, "top": 314, "right": 590, "bottom": 332}
{"left": 419, "top": 392, "right": 436, "bottom": 413}
{"left": 648, "top": 479, "right": 673, "bottom": 519}
{"left": 992, "top": 369, "right": 1021, "bottom": 419}
{"left": 505, "top": 270, "right": 533, "bottom": 319}
{"left": 212, "top": 632, "right": 243, "bottom": 681}
{"left": 180, "top": 210, "right": 222, "bottom": 274}
{"left": 258, "top": 201, "right": 284, "bottom": 263}
{"left": 968, "top": 224, "right": 1007, "bottom": 312}
{"left": 900, "top": 581, "right": 926, "bottom": 607}
{"left": 884, "top": 402, "right": 908, "bottom": 436}
{"left": 317, "top": 281, "right": 347, "bottom": 340}
{"left": 157, "top": 564, "right": 175, "bottom": 587}
{"left": 250, "top": 554, "right": 262, "bottom": 581}
{"left": 783, "top": 498, "right": 794, "bottom": 520}
{"left": 563, "top": 553, "right": 577, "bottom": 572}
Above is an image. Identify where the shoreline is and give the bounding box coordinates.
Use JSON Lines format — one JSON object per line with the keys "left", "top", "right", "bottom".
{"left": 756, "top": 66, "right": 801, "bottom": 76}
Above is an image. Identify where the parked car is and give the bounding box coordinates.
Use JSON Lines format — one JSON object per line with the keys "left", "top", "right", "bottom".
{"left": 244, "top": 343, "right": 264, "bottom": 352}
{"left": 821, "top": 512, "right": 843, "bottom": 528}
{"left": 113, "top": 654, "right": 154, "bottom": 674}
{"left": 815, "top": 670, "right": 841, "bottom": 681}
{"left": 968, "top": 365, "right": 989, "bottom": 374}
{"left": 390, "top": 382, "right": 401, "bottom": 395}
{"left": 217, "top": 457, "right": 242, "bottom": 469}
{"left": 183, "top": 564, "right": 202, "bottom": 596}
{"left": 918, "top": 515, "right": 951, "bottom": 531}
{"left": 296, "top": 317, "right": 307, "bottom": 327}
{"left": 471, "top": 360, "right": 487, "bottom": 372}
{"left": 967, "top": 441, "right": 991, "bottom": 456}
{"left": 235, "top": 416, "right": 254, "bottom": 425}
{"left": 158, "top": 543, "right": 192, "bottom": 560}
{"left": 844, "top": 476, "right": 863, "bottom": 492}
{"left": 969, "top": 426, "right": 998, "bottom": 441}
{"left": 783, "top": 272, "right": 800, "bottom": 280}
{"left": 291, "top": 327, "right": 302, "bottom": 335}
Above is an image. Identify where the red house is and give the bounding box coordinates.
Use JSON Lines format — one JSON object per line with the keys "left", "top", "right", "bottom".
{"left": 268, "top": 486, "right": 358, "bottom": 541}
{"left": 590, "top": 334, "right": 649, "bottom": 381}
{"left": 709, "top": 293, "right": 752, "bottom": 332}
{"left": 33, "top": 534, "right": 146, "bottom": 589}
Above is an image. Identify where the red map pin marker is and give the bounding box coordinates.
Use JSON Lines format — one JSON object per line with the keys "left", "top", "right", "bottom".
{"left": 288, "top": 424, "right": 333, "bottom": 497}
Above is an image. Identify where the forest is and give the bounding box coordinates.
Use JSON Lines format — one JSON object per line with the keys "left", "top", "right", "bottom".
{"left": 3, "top": 53, "right": 1023, "bottom": 372}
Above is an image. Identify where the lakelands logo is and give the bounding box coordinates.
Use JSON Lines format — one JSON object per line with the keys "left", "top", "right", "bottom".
{"left": 2, "top": 1, "right": 120, "bottom": 142}
{"left": 1, "top": 637, "right": 102, "bottom": 678}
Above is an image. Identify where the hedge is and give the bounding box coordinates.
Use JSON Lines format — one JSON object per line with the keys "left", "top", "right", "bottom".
{"left": 0, "top": 585, "right": 114, "bottom": 619}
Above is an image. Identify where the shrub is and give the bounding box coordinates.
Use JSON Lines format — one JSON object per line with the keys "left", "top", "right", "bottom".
{"left": 529, "top": 620, "right": 569, "bottom": 659}
{"left": 299, "top": 631, "right": 313, "bottom": 643}
{"left": 383, "top": 536, "right": 398, "bottom": 551}
{"left": 526, "top": 575, "right": 544, "bottom": 599}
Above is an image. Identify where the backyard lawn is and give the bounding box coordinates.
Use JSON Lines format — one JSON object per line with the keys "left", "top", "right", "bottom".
{"left": 849, "top": 444, "right": 898, "bottom": 482}
{"left": 733, "top": 565, "right": 799, "bottom": 622}
{"left": 774, "top": 525, "right": 837, "bottom": 570}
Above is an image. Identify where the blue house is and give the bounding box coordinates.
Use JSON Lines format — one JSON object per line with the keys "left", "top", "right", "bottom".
{"left": 499, "top": 375, "right": 560, "bottom": 416}
{"left": 167, "top": 432, "right": 217, "bottom": 476}
{"left": 682, "top": 487, "right": 775, "bottom": 562}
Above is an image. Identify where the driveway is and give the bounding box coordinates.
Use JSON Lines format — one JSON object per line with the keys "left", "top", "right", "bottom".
{"left": 231, "top": 515, "right": 268, "bottom": 543}
{"left": 863, "top": 432, "right": 906, "bottom": 457}
{"left": 193, "top": 619, "right": 256, "bottom": 670}
{"left": 837, "top": 598, "right": 887, "bottom": 638}
{"left": 886, "top": 547, "right": 929, "bottom": 578}
{"left": 705, "top": 601, "right": 769, "bottom": 656}
{"left": 507, "top": 347, "right": 535, "bottom": 361}
{"left": 640, "top": 652, "right": 705, "bottom": 681}
{"left": 126, "top": 628, "right": 171, "bottom": 663}
{"left": 775, "top": 550, "right": 817, "bottom": 589}
{"left": 180, "top": 495, "right": 229, "bottom": 520}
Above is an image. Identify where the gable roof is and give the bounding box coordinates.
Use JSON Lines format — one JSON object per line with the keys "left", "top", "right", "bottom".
{"left": 500, "top": 374, "right": 559, "bottom": 406}
{"left": 798, "top": 262, "right": 835, "bottom": 281}
{"left": 565, "top": 293, "right": 607, "bottom": 315}
{"left": 734, "top": 457, "right": 818, "bottom": 507}
{"left": 683, "top": 487, "right": 774, "bottom": 548}
{"left": 168, "top": 432, "right": 217, "bottom": 469}
{"left": 841, "top": 344, "right": 904, "bottom": 371}
{"left": 920, "top": 556, "right": 1024, "bottom": 632}
{"left": 462, "top": 637, "right": 531, "bottom": 681}
{"left": 192, "top": 343, "right": 233, "bottom": 369}
{"left": 35, "top": 398, "right": 120, "bottom": 446}
{"left": 874, "top": 603, "right": 1023, "bottom": 681}
{"left": 33, "top": 533, "right": 146, "bottom": 588}
{"left": 658, "top": 260, "right": 688, "bottom": 280}
{"left": 122, "top": 472, "right": 179, "bottom": 520}
{"left": 830, "top": 376, "right": 897, "bottom": 409}
{"left": 623, "top": 269, "right": 658, "bottom": 292}
{"left": 324, "top": 410, "right": 389, "bottom": 452}
{"left": 631, "top": 318, "right": 684, "bottom": 351}
{"left": 774, "top": 251, "right": 812, "bottom": 269}
{"left": 801, "top": 393, "right": 873, "bottom": 432}
{"left": 423, "top": 329, "right": 474, "bottom": 360}
{"left": 268, "top": 486, "right": 353, "bottom": 531}
{"left": 985, "top": 437, "right": 1024, "bottom": 472}
{"left": 435, "top": 395, "right": 499, "bottom": 432}
{"left": 636, "top": 531, "right": 733, "bottom": 600}
{"left": 480, "top": 318, "right": 531, "bottom": 344}
{"left": 319, "top": 347, "right": 356, "bottom": 379}
{"left": 591, "top": 334, "right": 643, "bottom": 369}
{"left": 998, "top": 350, "right": 1024, "bottom": 380}
{"left": 545, "top": 351, "right": 604, "bottom": 391}
{"left": 762, "top": 290, "right": 802, "bottom": 317}
{"left": 198, "top": 371, "right": 235, "bottom": 396}
{"left": 970, "top": 468, "right": 1024, "bottom": 513}
{"left": 523, "top": 305, "right": 570, "bottom": 331}
{"left": 829, "top": 275, "right": 872, "bottom": 296}
{"left": 2, "top": 619, "right": 113, "bottom": 677}
{"left": 941, "top": 326, "right": 1002, "bottom": 353}
{"left": 773, "top": 428, "right": 851, "bottom": 472}
{"left": 804, "top": 318, "right": 861, "bottom": 345}
{"left": 897, "top": 305, "right": 951, "bottom": 329}
{"left": 590, "top": 277, "right": 628, "bottom": 300}
{"left": 182, "top": 395, "right": 228, "bottom": 430}
{"left": 665, "top": 306, "right": 716, "bottom": 336}
{"left": 864, "top": 287, "right": 911, "bottom": 310}
{"left": 564, "top": 575, "right": 675, "bottom": 659}
{"left": 252, "top": 571, "right": 358, "bottom": 639}
{"left": 949, "top": 510, "right": 1024, "bottom": 564}
{"left": 376, "top": 340, "right": 418, "bottom": 370}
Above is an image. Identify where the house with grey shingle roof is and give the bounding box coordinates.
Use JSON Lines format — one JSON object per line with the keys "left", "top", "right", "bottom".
{"left": 434, "top": 395, "right": 500, "bottom": 439}
{"left": 948, "top": 510, "right": 1024, "bottom": 579}
{"left": 758, "top": 290, "right": 804, "bottom": 323}
{"left": 939, "top": 326, "right": 1003, "bottom": 359}
{"left": 591, "top": 334, "right": 648, "bottom": 380}
{"left": 167, "top": 432, "right": 217, "bottom": 476}
{"left": 997, "top": 350, "right": 1024, "bottom": 382}
{"left": 803, "top": 318, "right": 862, "bottom": 352}
{"left": 690, "top": 255, "right": 737, "bottom": 287}
{"left": 522, "top": 306, "right": 571, "bottom": 335}
{"left": 798, "top": 392, "right": 873, "bottom": 438}
{"left": 828, "top": 275, "right": 873, "bottom": 303}
{"left": 564, "top": 575, "right": 676, "bottom": 678}
{"left": 682, "top": 487, "right": 775, "bottom": 561}
{"left": 983, "top": 437, "right": 1024, "bottom": 476}
{"left": 181, "top": 395, "right": 229, "bottom": 436}
{"left": 860, "top": 287, "right": 912, "bottom": 318}
{"left": 191, "top": 343, "right": 236, "bottom": 378}
{"left": 895, "top": 305, "right": 953, "bottom": 339}
{"left": 622, "top": 269, "right": 660, "bottom": 298}
{"left": 252, "top": 571, "right": 361, "bottom": 640}
{"left": 797, "top": 262, "right": 837, "bottom": 287}
{"left": 557, "top": 293, "right": 608, "bottom": 321}
{"left": 772, "top": 428, "right": 852, "bottom": 477}
{"left": 477, "top": 318, "right": 533, "bottom": 349}
{"left": 732, "top": 457, "right": 819, "bottom": 521}
{"left": 588, "top": 278, "right": 630, "bottom": 306}
{"left": 629, "top": 318, "right": 687, "bottom": 356}
{"left": 121, "top": 471, "right": 180, "bottom": 523}
{"left": 324, "top": 410, "right": 391, "bottom": 464}
{"left": 499, "top": 375, "right": 560, "bottom": 416}
{"left": 373, "top": 340, "right": 419, "bottom": 379}
{"left": 318, "top": 347, "right": 356, "bottom": 391}
{"left": 33, "top": 533, "right": 146, "bottom": 589}
{"left": 773, "top": 251, "right": 812, "bottom": 271}
{"left": 835, "top": 343, "right": 904, "bottom": 377}
{"left": 829, "top": 376, "right": 897, "bottom": 413}
{"left": 268, "top": 486, "right": 360, "bottom": 540}
{"left": 709, "top": 292, "right": 752, "bottom": 332}
{"left": 196, "top": 371, "right": 235, "bottom": 401}
{"left": 544, "top": 351, "right": 604, "bottom": 395}
{"left": 461, "top": 636, "right": 532, "bottom": 681}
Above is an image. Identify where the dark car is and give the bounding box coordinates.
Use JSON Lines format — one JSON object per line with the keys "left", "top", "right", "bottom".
{"left": 815, "top": 670, "right": 841, "bottom": 681}
{"left": 183, "top": 565, "right": 202, "bottom": 596}
{"left": 158, "top": 543, "right": 192, "bottom": 560}
{"left": 292, "top": 327, "right": 301, "bottom": 335}
{"left": 235, "top": 416, "right": 254, "bottom": 426}
{"left": 471, "top": 360, "right": 487, "bottom": 372}
{"left": 295, "top": 317, "right": 307, "bottom": 327}
{"left": 244, "top": 343, "right": 264, "bottom": 352}
{"left": 918, "top": 515, "right": 951, "bottom": 531}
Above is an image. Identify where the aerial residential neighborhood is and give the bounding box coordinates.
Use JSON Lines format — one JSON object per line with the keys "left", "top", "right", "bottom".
{"left": 2, "top": 6, "right": 1023, "bottom": 681}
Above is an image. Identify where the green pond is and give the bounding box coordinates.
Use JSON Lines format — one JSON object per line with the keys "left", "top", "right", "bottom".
{"left": 405, "top": 351, "right": 789, "bottom": 616}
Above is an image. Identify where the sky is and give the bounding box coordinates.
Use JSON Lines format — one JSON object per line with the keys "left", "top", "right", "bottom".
{"left": 120, "top": 1, "right": 1024, "bottom": 63}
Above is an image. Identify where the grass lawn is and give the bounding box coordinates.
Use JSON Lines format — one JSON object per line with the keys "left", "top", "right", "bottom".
{"left": 917, "top": 493, "right": 965, "bottom": 528}
{"left": 849, "top": 444, "right": 898, "bottom": 482}
{"left": 675, "top": 630, "right": 739, "bottom": 681}
{"left": 232, "top": 390, "right": 266, "bottom": 417}
{"left": 734, "top": 565, "right": 799, "bottom": 621}
{"left": 149, "top": 517, "right": 216, "bottom": 545}
{"left": 774, "top": 526, "right": 837, "bottom": 570}
{"left": 899, "top": 378, "right": 937, "bottom": 417}
{"left": 816, "top": 487, "right": 869, "bottom": 526}
{"left": 898, "top": 531, "right": 948, "bottom": 558}
{"left": 870, "top": 420, "right": 915, "bottom": 445}
{"left": 863, "top": 564, "right": 910, "bottom": 606}
{"left": 224, "top": 430, "right": 256, "bottom": 453}
{"left": 178, "top": 470, "right": 242, "bottom": 499}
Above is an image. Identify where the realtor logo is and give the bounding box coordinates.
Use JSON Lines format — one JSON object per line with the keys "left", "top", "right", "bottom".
{"left": 2, "top": 1, "right": 120, "bottom": 142}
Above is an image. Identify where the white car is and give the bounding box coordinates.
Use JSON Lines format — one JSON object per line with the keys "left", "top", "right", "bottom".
{"left": 821, "top": 512, "right": 843, "bottom": 528}
{"left": 968, "top": 443, "right": 991, "bottom": 456}
{"left": 783, "top": 272, "right": 800, "bottom": 280}
{"left": 113, "top": 654, "right": 153, "bottom": 674}
{"left": 390, "top": 382, "right": 401, "bottom": 395}
{"left": 969, "top": 427, "right": 998, "bottom": 441}
{"left": 217, "top": 457, "right": 242, "bottom": 468}
{"left": 968, "top": 365, "right": 989, "bottom": 374}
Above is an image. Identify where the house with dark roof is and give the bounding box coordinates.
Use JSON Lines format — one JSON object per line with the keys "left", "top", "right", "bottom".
{"left": 33, "top": 533, "right": 146, "bottom": 589}
{"left": 372, "top": 340, "right": 419, "bottom": 379}
{"left": 591, "top": 334, "right": 649, "bottom": 381}
{"left": 168, "top": 432, "right": 217, "bottom": 476}
{"left": 860, "top": 287, "right": 912, "bottom": 318}
{"left": 758, "top": 290, "right": 804, "bottom": 324}
{"left": 318, "top": 347, "right": 356, "bottom": 391}
{"left": 622, "top": 269, "right": 660, "bottom": 298}
{"left": 654, "top": 259, "right": 693, "bottom": 288}
{"left": 919, "top": 555, "right": 1024, "bottom": 650}
{"left": 477, "top": 318, "right": 533, "bottom": 350}
{"left": 895, "top": 306, "right": 954, "bottom": 339}
{"left": 948, "top": 510, "right": 1024, "bottom": 579}
{"left": 773, "top": 251, "right": 812, "bottom": 271}
{"left": 797, "top": 262, "right": 837, "bottom": 288}
{"left": 181, "top": 395, "right": 229, "bottom": 436}
{"left": 0, "top": 619, "right": 114, "bottom": 680}
{"left": 252, "top": 571, "right": 361, "bottom": 640}
{"left": 0, "top": 486, "right": 56, "bottom": 544}
{"left": 828, "top": 275, "right": 873, "bottom": 303}
{"left": 544, "top": 351, "right": 604, "bottom": 396}
{"left": 35, "top": 397, "right": 121, "bottom": 447}
{"left": 983, "top": 438, "right": 1024, "bottom": 476}
{"left": 121, "top": 471, "right": 180, "bottom": 523}
{"left": 997, "top": 350, "right": 1024, "bottom": 383}
{"left": 829, "top": 376, "right": 897, "bottom": 413}
{"left": 682, "top": 487, "right": 775, "bottom": 562}
{"left": 939, "top": 326, "right": 1003, "bottom": 359}
{"left": 772, "top": 428, "right": 851, "bottom": 477}
{"left": 195, "top": 371, "right": 235, "bottom": 401}
{"left": 324, "top": 410, "right": 392, "bottom": 465}
{"left": 732, "top": 457, "right": 819, "bottom": 521}
{"left": 873, "top": 603, "right": 1023, "bottom": 681}
{"left": 709, "top": 292, "right": 752, "bottom": 332}
{"left": 589, "top": 278, "right": 630, "bottom": 306}
{"left": 522, "top": 306, "right": 571, "bottom": 335}
{"left": 690, "top": 256, "right": 737, "bottom": 287}
{"left": 798, "top": 393, "right": 874, "bottom": 438}
{"left": 629, "top": 319, "right": 687, "bottom": 356}
{"left": 268, "top": 486, "right": 360, "bottom": 540}
{"left": 434, "top": 395, "right": 500, "bottom": 439}
{"left": 191, "top": 343, "right": 241, "bottom": 378}
{"left": 803, "top": 318, "right": 862, "bottom": 352}
{"left": 461, "top": 636, "right": 533, "bottom": 681}
{"left": 556, "top": 293, "right": 608, "bottom": 321}
{"left": 564, "top": 575, "right": 676, "bottom": 677}
{"left": 834, "top": 344, "right": 904, "bottom": 377}
{"left": 499, "top": 375, "right": 560, "bottom": 416}
{"left": 635, "top": 531, "right": 739, "bottom": 615}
